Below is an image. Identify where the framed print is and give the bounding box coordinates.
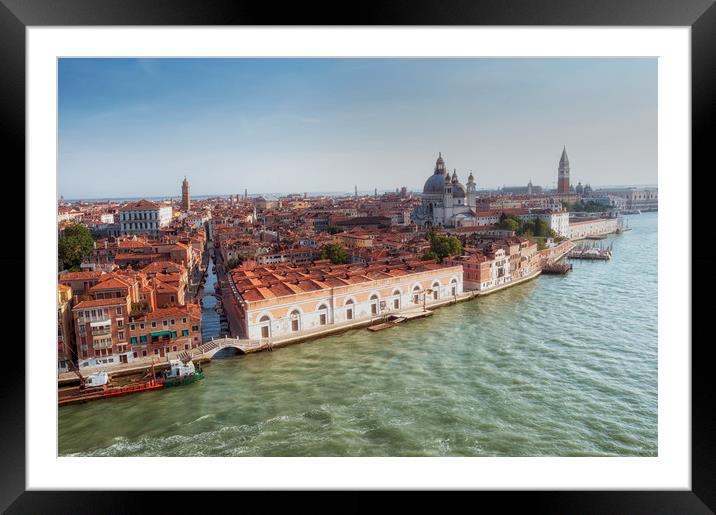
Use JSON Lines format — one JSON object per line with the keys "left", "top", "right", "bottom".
{"left": 3, "top": 0, "right": 714, "bottom": 512}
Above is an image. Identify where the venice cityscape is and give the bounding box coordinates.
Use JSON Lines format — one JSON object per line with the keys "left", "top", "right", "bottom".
{"left": 57, "top": 58, "right": 657, "bottom": 457}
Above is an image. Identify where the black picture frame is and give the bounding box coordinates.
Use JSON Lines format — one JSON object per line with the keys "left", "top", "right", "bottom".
{"left": 3, "top": 0, "right": 712, "bottom": 512}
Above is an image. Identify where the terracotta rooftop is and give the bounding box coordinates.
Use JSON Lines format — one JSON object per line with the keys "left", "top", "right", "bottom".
{"left": 230, "top": 260, "right": 456, "bottom": 303}
{"left": 59, "top": 271, "right": 104, "bottom": 281}
{"left": 89, "top": 276, "right": 133, "bottom": 291}
{"left": 120, "top": 199, "right": 160, "bottom": 210}
{"left": 73, "top": 297, "right": 129, "bottom": 310}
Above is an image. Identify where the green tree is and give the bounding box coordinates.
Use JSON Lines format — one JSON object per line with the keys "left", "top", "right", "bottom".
{"left": 520, "top": 220, "right": 536, "bottom": 236}
{"left": 429, "top": 234, "right": 463, "bottom": 262}
{"left": 58, "top": 224, "right": 95, "bottom": 271}
{"left": 326, "top": 226, "right": 343, "bottom": 235}
{"left": 320, "top": 243, "right": 348, "bottom": 264}
{"left": 534, "top": 218, "right": 549, "bottom": 237}
{"left": 421, "top": 250, "right": 439, "bottom": 261}
{"left": 226, "top": 258, "right": 243, "bottom": 269}
{"left": 499, "top": 218, "right": 520, "bottom": 232}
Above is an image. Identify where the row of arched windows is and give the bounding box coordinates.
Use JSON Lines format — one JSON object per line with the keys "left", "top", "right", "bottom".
{"left": 256, "top": 279, "right": 458, "bottom": 339}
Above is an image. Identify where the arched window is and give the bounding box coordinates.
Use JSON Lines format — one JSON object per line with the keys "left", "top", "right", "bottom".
{"left": 392, "top": 289, "right": 401, "bottom": 310}
{"left": 412, "top": 285, "right": 421, "bottom": 304}
{"left": 317, "top": 304, "right": 328, "bottom": 325}
{"left": 289, "top": 310, "right": 300, "bottom": 332}
{"left": 259, "top": 315, "right": 270, "bottom": 339}
{"left": 432, "top": 282, "right": 440, "bottom": 300}
{"left": 370, "top": 294, "right": 379, "bottom": 315}
{"left": 345, "top": 299, "right": 354, "bottom": 320}
{"left": 450, "top": 278, "right": 458, "bottom": 296}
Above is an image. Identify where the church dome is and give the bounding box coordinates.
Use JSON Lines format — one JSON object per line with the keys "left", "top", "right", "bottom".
{"left": 423, "top": 153, "right": 450, "bottom": 194}
{"left": 423, "top": 174, "right": 446, "bottom": 194}
{"left": 452, "top": 182, "right": 466, "bottom": 198}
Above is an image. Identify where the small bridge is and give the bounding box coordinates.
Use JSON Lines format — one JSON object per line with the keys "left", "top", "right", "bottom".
{"left": 193, "top": 337, "right": 265, "bottom": 359}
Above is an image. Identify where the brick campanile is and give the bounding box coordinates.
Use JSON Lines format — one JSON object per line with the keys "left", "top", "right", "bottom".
{"left": 557, "top": 146, "right": 570, "bottom": 194}
{"left": 181, "top": 176, "right": 191, "bottom": 211}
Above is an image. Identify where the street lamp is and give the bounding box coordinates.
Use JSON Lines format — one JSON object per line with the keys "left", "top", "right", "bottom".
{"left": 422, "top": 288, "right": 433, "bottom": 312}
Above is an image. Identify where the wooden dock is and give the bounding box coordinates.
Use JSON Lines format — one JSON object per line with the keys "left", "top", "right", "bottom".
{"left": 367, "top": 311, "right": 432, "bottom": 331}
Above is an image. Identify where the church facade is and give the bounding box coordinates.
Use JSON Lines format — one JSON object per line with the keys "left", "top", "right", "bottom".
{"left": 411, "top": 153, "right": 477, "bottom": 228}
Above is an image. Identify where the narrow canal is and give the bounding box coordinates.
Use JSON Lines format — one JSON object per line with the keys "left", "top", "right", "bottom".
{"left": 199, "top": 250, "right": 223, "bottom": 342}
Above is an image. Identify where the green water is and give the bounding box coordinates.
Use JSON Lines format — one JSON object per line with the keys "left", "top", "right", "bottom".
{"left": 59, "top": 213, "right": 657, "bottom": 457}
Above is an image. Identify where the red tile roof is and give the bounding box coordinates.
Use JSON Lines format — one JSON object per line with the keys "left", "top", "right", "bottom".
{"left": 230, "top": 260, "right": 459, "bottom": 303}
{"left": 59, "top": 271, "right": 104, "bottom": 281}
{"left": 120, "top": 199, "right": 160, "bottom": 210}
{"left": 73, "top": 297, "right": 129, "bottom": 310}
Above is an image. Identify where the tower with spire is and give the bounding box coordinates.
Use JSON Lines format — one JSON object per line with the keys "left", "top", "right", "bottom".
{"left": 557, "top": 146, "right": 570, "bottom": 194}
{"left": 181, "top": 176, "right": 191, "bottom": 211}
{"left": 467, "top": 171, "right": 477, "bottom": 205}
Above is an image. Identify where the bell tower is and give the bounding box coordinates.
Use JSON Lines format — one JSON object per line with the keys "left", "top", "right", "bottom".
{"left": 557, "top": 146, "right": 570, "bottom": 194}
{"left": 467, "top": 172, "right": 477, "bottom": 207}
{"left": 181, "top": 176, "right": 191, "bottom": 211}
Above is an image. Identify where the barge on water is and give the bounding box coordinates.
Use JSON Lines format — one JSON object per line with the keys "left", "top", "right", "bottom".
{"left": 568, "top": 246, "right": 612, "bottom": 260}
{"left": 58, "top": 359, "right": 204, "bottom": 407}
{"left": 541, "top": 262, "right": 573, "bottom": 274}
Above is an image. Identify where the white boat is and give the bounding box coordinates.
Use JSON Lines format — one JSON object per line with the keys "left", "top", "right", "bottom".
{"left": 83, "top": 370, "right": 109, "bottom": 388}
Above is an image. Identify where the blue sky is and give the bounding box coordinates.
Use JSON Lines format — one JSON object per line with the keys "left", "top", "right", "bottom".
{"left": 58, "top": 58, "right": 657, "bottom": 199}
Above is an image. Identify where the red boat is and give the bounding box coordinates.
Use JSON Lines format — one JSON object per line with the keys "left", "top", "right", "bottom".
{"left": 58, "top": 363, "right": 164, "bottom": 407}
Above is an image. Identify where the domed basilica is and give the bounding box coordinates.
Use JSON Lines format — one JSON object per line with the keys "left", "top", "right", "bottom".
{"left": 411, "top": 153, "right": 477, "bottom": 228}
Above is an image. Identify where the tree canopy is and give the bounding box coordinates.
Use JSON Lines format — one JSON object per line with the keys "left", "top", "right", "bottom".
{"left": 226, "top": 258, "right": 243, "bottom": 270}
{"left": 428, "top": 233, "right": 462, "bottom": 263}
{"left": 564, "top": 201, "right": 609, "bottom": 213}
{"left": 497, "top": 214, "right": 558, "bottom": 239}
{"left": 58, "top": 224, "right": 95, "bottom": 272}
{"left": 320, "top": 243, "right": 348, "bottom": 265}
{"left": 421, "top": 250, "right": 439, "bottom": 262}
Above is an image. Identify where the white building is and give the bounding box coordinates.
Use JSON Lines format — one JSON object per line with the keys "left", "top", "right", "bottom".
{"left": 527, "top": 210, "right": 570, "bottom": 238}
{"left": 412, "top": 153, "right": 478, "bottom": 228}
{"left": 230, "top": 262, "right": 464, "bottom": 341}
{"left": 119, "top": 199, "right": 173, "bottom": 237}
{"left": 567, "top": 217, "right": 619, "bottom": 239}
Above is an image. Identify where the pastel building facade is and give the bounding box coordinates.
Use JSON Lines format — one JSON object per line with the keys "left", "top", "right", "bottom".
{"left": 119, "top": 200, "right": 173, "bottom": 236}
{"left": 446, "top": 238, "right": 540, "bottom": 293}
{"left": 567, "top": 217, "right": 619, "bottom": 239}
{"left": 229, "top": 262, "right": 464, "bottom": 341}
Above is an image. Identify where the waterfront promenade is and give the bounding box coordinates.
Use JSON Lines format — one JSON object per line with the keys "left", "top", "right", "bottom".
{"left": 58, "top": 240, "right": 574, "bottom": 384}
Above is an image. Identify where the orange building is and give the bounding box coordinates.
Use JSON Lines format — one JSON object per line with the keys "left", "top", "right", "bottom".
{"left": 446, "top": 237, "right": 540, "bottom": 292}
{"left": 57, "top": 284, "right": 75, "bottom": 372}
{"left": 128, "top": 305, "right": 202, "bottom": 358}
{"left": 72, "top": 296, "right": 132, "bottom": 366}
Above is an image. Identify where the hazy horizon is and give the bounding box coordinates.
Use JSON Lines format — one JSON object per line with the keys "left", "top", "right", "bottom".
{"left": 59, "top": 58, "right": 657, "bottom": 198}
{"left": 60, "top": 182, "right": 659, "bottom": 203}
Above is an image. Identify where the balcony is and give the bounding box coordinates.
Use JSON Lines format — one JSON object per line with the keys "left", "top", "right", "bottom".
{"left": 88, "top": 317, "right": 112, "bottom": 325}
{"left": 92, "top": 338, "right": 113, "bottom": 350}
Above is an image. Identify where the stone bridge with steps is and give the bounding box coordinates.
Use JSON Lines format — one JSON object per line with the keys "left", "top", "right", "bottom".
{"left": 192, "top": 337, "right": 266, "bottom": 359}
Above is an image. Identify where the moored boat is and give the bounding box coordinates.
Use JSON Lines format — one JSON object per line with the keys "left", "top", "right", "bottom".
{"left": 58, "top": 369, "right": 164, "bottom": 407}
{"left": 162, "top": 359, "right": 205, "bottom": 387}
